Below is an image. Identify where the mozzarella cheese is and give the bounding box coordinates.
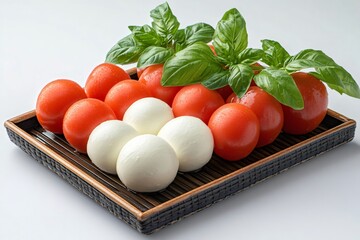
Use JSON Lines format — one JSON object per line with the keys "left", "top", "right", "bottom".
{"left": 117, "top": 134, "right": 179, "bottom": 192}
{"left": 158, "top": 116, "right": 214, "bottom": 172}
{"left": 123, "top": 97, "right": 174, "bottom": 135}
{"left": 87, "top": 120, "right": 138, "bottom": 174}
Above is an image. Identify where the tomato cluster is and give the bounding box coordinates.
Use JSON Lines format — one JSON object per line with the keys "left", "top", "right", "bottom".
{"left": 36, "top": 63, "right": 183, "bottom": 153}
{"left": 37, "top": 63, "right": 135, "bottom": 153}
{"left": 168, "top": 67, "right": 327, "bottom": 160}
{"left": 36, "top": 62, "right": 328, "bottom": 161}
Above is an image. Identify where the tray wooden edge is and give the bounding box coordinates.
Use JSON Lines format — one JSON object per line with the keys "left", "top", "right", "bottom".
{"left": 140, "top": 109, "right": 356, "bottom": 220}
{"left": 4, "top": 111, "right": 144, "bottom": 219}
{"left": 4, "top": 108, "right": 356, "bottom": 223}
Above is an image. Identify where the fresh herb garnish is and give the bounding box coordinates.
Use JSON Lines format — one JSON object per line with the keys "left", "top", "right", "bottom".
{"left": 106, "top": 2, "right": 360, "bottom": 110}
{"left": 105, "top": 2, "right": 214, "bottom": 69}
{"left": 161, "top": 7, "right": 360, "bottom": 109}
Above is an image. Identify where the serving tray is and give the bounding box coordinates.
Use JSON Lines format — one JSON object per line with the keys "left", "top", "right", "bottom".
{"left": 4, "top": 87, "right": 356, "bottom": 234}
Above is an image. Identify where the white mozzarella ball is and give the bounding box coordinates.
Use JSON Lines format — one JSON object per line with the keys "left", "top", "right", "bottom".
{"left": 123, "top": 97, "right": 174, "bottom": 135}
{"left": 117, "top": 134, "right": 179, "bottom": 192}
{"left": 87, "top": 120, "right": 138, "bottom": 174}
{"left": 158, "top": 116, "right": 214, "bottom": 172}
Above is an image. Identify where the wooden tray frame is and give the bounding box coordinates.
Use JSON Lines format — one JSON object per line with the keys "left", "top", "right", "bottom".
{"left": 4, "top": 81, "right": 356, "bottom": 234}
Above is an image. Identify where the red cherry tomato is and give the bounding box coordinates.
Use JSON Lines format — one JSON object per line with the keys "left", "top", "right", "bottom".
{"left": 172, "top": 84, "right": 225, "bottom": 124}
{"left": 85, "top": 63, "right": 130, "bottom": 101}
{"left": 228, "top": 86, "right": 284, "bottom": 147}
{"left": 36, "top": 79, "right": 87, "bottom": 134}
{"left": 217, "top": 85, "right": 233, "bottom": 101}
{"left": 137, "top": 67, "right": 145, "bottom": 79}
{"left": 138, "top": 64, "right": 182, "bottom": 106}
{"left": 104, "top": 80, "right": 151, "bottom": 120}
{"left": 282, "top": 72, "right": 328, "bottom": 135}
{"left": 63, "top": 98, "right": 116, "bottom": 153}
{"left": 208, "top": 103, "right": 260, "bottom": 161}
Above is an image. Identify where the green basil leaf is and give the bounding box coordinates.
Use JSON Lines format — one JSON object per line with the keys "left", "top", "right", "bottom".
{"left": 182, "top": 23, "right": 214, "bottom": 46}
{"left": 173, "top": 29, "right": 186, "bottom": 52}
{"left": 173, "top": 29, "right": 185, "bottom": 44}
{"left": 128, "top": 25, "right": 141, "bottom": 31}
{"left": 254, "top": 68, "right": 304, "bottom": 109}
{"left": 228, "top": 64, "right": 253, "bottom": 98}
{"left": 237, "top": 48, "right": 264, "bottom": 64}
{"left": 213, "top": 8, "right": 248, "bottom": 64}
{"left": 285, "top": 49, "right": 360, "bottom": 98}
{"left": 311, "top": 67, "right": 360, "bottom": 98}
{"left": 261, "top": 39, "right": 290, "bottom": 68}
{"left": 162, "top": 42, "right": 223, "bottom": 86}
{"left": 105, "top": 34, "right": 146, "bottom": 64}
{"left": 201, "top": 70, "right": 230, "bottom": 90}
{"left": 174, "top": 23, "right": 214, "bottom": 52}
{"left": 131, "top": 24, "right": 163, "bottom": 46}
{"left": 174, "top": 43, "right": 185, "bottom": 52}
{"left": 285, "top": 49, "right": 337, "bottom": 72}
{"left": 150, "top": 2, "right": 180, "bottom": 41}
{"left": 137, "top": 46, "right": 174, "bottom": 69}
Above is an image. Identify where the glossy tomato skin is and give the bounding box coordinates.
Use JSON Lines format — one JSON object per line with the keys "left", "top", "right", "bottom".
{"left": 228, "top": 86, "right": 284, "bottom": 147}
{"left": 63, "top": 98, "right": 116, "bottom": 153}
{"left": 36, "top": 79, "right": 87, "bottom": 134}
{"left": 138, "top": 64, "right": 182, "bottom": 106}
{"left": 85, "top": 63, "right": 130, "bottom": 101}
{"left": 282, "top": 72, "right": 328, "bottom": 135}
{"left": 104, "top": 80, "right": 151, "bottom": 120}
{"left": 208, "top": 103, "right": 260, "bottom": 161}
{"left": 172, "top": 84, "right": 225, "bottom": 124}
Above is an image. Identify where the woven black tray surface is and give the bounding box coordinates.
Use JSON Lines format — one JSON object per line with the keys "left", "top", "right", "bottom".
{"left": 5, "top": 111, "right": 356, "bottom": 234}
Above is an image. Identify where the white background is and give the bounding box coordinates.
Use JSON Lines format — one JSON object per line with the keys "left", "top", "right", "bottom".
{"left": 1, "top": 0, "right": 360, "bottom": 239}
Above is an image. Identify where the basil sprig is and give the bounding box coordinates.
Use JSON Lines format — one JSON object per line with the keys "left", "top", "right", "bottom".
{"left": 162, "top": 8, "right": 263, "bottom": 100}
{"left": 260, "top": 39, "right": 360, "bottom": 105}
{"left": 106, "top": 3, "right": 360, "bottom": 109}
{"left": 162, "top": 42, "right": 223, "bottom": 86}
{"left": 105, "top": 2, "right": 214, "bottom": 69}
{"left": 161, "top": 7, "right": 360, "bottom": 110}
{"left": 254, "top": 69, "right": 304, "bottom": 110}
{"left": 213, "top": 8, "right": 249, "bottom": 65}
{"left": 285, "top": 48, "right": 360, "bottom": 98}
